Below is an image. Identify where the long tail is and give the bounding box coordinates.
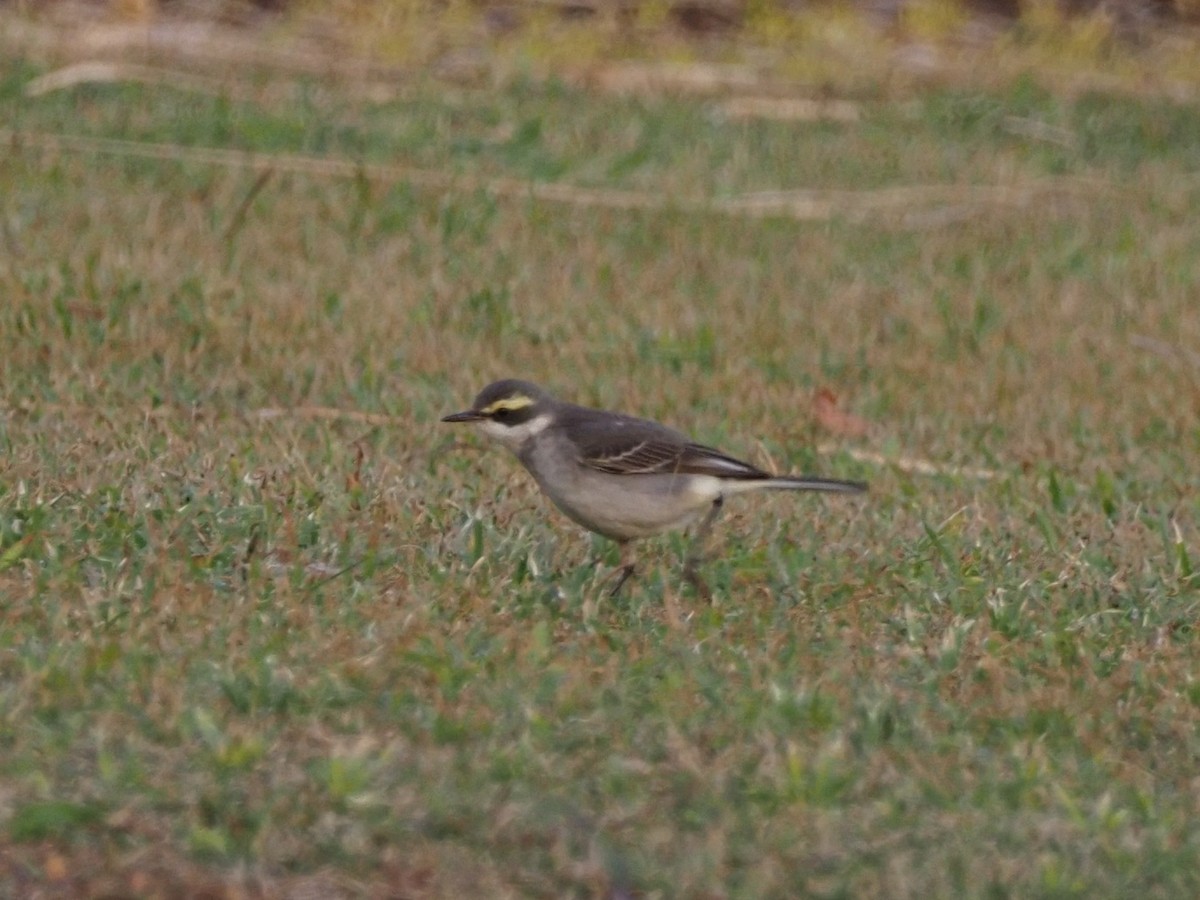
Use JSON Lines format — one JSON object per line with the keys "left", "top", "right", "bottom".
{"left": 742, "top": 475, "right": 868, "bottom": 494}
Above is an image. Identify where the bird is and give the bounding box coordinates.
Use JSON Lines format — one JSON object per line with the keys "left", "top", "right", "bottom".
{"left": 441, "top": 378, "right": 866, "bottom": 596}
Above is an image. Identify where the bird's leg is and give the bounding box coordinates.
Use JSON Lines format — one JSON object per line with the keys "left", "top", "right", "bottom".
{"left": 605, "top": 541, "right": 637, "bottom": 598}
{"left": 683, "top": 496, "right": 723, "bottom": 599}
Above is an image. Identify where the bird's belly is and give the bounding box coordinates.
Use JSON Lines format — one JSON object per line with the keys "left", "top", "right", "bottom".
{"left": 539, "top": 468, "right": 722, "bottom": 541}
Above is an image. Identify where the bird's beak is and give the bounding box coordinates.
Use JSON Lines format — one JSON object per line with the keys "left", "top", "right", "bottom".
{"left": 441, "top": 409, "right": 484, "bottom": 423}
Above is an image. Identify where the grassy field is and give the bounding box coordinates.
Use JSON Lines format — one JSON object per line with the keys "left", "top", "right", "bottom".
{"left": 1, "top": 21, "right": 1200, "bottom": 898}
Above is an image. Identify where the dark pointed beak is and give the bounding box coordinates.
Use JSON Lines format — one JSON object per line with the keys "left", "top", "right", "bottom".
{"left": 441, "top": 409, "right": 484, "bottom": 423}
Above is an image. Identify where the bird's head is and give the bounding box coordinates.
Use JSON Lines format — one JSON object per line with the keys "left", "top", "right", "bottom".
{"left": 441, "top": 379, "right": 555, "bottom": 452}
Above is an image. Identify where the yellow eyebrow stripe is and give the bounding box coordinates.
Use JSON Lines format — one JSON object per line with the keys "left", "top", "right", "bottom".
{"left": 480, "top": 396, "right": 533, "bottom": 414}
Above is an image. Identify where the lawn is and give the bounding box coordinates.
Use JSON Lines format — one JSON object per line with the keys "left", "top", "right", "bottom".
{"left": 1, "top": 12, "right": 1199, "bottom": 898}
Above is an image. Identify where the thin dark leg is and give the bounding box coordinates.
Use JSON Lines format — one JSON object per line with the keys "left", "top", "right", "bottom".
{"left": 683, "top": 496, "right": 723, "bottom": 598}
{"left": 606, "top": 541, "right": 637, "bottom": 598}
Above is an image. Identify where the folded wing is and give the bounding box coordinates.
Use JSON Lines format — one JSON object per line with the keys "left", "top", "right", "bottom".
{"left": 582, "top": 437, "right": 770, "bottom": 479}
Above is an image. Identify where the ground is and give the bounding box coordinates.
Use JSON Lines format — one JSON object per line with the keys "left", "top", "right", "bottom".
{"left": 0, "top": 5, "right": 1199, "bottom": 897}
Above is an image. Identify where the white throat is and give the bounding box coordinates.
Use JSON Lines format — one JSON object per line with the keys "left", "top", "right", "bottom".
{"left": 478, "top": 413, "right": 553, "bottom": 452}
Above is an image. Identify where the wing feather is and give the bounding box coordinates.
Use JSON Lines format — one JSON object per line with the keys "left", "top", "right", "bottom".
{"left": 557, "top": 404, "right": 771, "bottom": 480}
{"left": 582, "top": 437, "right": 769, "bottom": 479}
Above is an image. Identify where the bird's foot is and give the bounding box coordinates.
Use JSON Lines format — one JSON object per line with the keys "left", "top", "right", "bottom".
{"left": 600, "top": 543, "right": 639, "bottom": 597}
{"left": 606, "top": 563, "right": 636, "bottom": 598}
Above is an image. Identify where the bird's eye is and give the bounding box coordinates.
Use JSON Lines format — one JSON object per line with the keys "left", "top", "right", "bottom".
{"left": 491, "top": 407, "right": 511, "bottom": 420}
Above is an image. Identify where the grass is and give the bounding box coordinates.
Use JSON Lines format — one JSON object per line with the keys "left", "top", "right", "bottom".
{"left": 1, "top": 18, "right": 1200, "bottom": 898}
